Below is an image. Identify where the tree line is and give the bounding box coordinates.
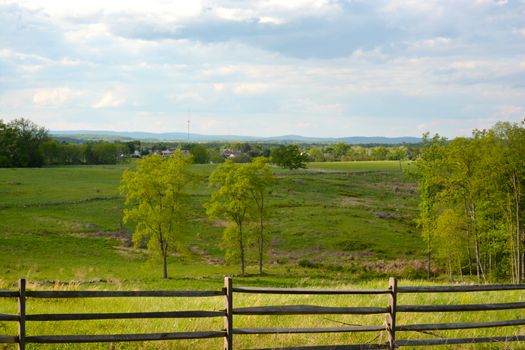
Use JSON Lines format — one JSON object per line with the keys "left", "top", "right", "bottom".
{"left": 0, "top": 118, "right": 139, "bottom": 167}
{"left": 413, "top": 120, "right": 525, "bottom": 282}
{"left": 1, "top": 118, "right": 421, "bottom": 168}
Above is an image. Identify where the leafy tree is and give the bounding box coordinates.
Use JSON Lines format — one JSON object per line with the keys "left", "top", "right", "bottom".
{"left": 333, "top": 142, "right": 349, "bottom": 160}
{"left": 492, "top": 122, "right": 525, "bottom": 282}
{"left": 412, "top": 133, "right": 447, "bottom": 279}
{"left": 271, "top": 145, "right": 308, "bottom": 170}
{"left": 120, "top": 152, "right": 193, "bottom": 279}
{"left": 413, "top": 121, "right": 525, "bottom": 282}
{"left": 241, "top": 157, "right": 275, "bottom": 274}
{"left": 0, "top": 118, "right": 49, "bottom": 167}
{"left": 206, "top": 161, "right": 252, "bottom": 275}
{"left": 190, "top": 144, "right": 209, "bottom": 164}
{"left": 308, "top": 147, "right": 325, "bottom": 162}
{"left": 0, "top": 120, "right": 17, "bottom": 167}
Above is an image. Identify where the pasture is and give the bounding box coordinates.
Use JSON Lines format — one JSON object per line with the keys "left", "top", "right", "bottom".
{"left": 0, "top": 161, "right": 421, "bottom": 288}
{"left": 1, "top": 161, "right": 524, "bottom": 349}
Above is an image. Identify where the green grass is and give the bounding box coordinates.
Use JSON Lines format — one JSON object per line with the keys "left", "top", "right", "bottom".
{"left": 0, "top": 163, "right": 423, "bottom": 285}
{"left": 307, "top": 160, "right": 409, "bottom": 172}
{"left": 0, "top": 163, "right": 523, "bottom": 348}
{"left": 0, "top": 280, "right": 523, "bottom": 349}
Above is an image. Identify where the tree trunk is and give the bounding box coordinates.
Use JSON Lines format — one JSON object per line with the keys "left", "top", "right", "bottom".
{"left": 448, "top": 254, "right": 452, "bottom": 280}
{"left": 512, "top": 174, "right": 521, "bottom": 282}
{"left": 457, "top": 255, "right": 463, "bottom": 281}
{"left": 258, "top": 202, "right": 264, "bottom": 275}
{"left": 239, "top": 221, "right": 245, "bottom": 276}
{"left": 427, "top": 230, "right": 431, "bottom": 280}
{"left": 162, "top": 250, "right": 168, "bottom": 279}
{"left": 467, "top": 203, "right": 485, "bottom": 281}
{"left": 159, "top": 232, "right": 168, "bottom": 279}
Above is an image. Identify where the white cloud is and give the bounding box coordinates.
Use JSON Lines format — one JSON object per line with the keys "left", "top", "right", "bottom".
{"left": 409, "top": 37, "right": 453, "bottom": 50}
{"left": 33, "top": 88, "right": 80, "bottom": 106}
{"left": 449, "top": 61, "right": 483, "bottom": 69}
{"left": 381, "top": 0, "right": 444, "bottom": 15}
{"left": 13, "top": 0, "right": 202, "bottom": 19}
{"left": 233, "top": 83, "right": 270, "bottom": 95}
{"left": 92, "top": 91, "right": 125, "bottom": 109}
{"left": 213, "top": 83, "right": 225, "bottom": 92}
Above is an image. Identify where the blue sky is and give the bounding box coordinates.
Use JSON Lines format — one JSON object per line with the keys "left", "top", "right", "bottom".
{"left": 1, "top": 0, "right": 524, "bottom": 138}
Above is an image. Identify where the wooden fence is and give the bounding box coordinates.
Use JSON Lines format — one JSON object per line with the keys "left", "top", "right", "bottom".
{"left": 0, "top": 277, "right": 524, "bottom": 349}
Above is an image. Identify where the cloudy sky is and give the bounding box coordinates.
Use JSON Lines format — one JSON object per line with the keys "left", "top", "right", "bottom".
{"left": 1, "top": 0, "right": 524, "bottom": 137}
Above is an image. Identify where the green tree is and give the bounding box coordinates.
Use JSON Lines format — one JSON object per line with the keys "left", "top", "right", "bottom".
{"left": 120, "top": 152, "right": 193, "bottom": 279}
{"left": 492, "top": 121, "right": 525, "bottom": 282}
{"left": 190, "top": 144, "right": 210, "bottom": 164}
{"left": 1, "top": 118, "right": 49, "bottom": 167}
{"left": 413, "top": 133, "right": 447, "bottom": 279}
{"left": 308, "top": 146, "right": 325, "bottom": 162}
{"left": 0, "top": 120, "right": 17, "bottom": 167}
{"left": 271, "top": 145, "right": 308, "bottom": 170}
{"left": 241, "top": 157, "right": 275, "bottom": 274}
{"left": 206, "top": 161, "right": 252, "bottom": 275}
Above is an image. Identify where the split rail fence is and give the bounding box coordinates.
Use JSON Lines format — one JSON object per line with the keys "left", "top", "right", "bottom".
{"left": 0, "top": 277, "right": 524, "bottom": 349}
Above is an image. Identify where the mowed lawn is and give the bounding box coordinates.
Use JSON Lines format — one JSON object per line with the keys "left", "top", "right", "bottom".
{"left": 0, "top": 161, "right": 423, "bottom": 288}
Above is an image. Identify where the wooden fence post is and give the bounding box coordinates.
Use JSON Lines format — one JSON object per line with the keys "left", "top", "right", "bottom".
{"left": 224, "top": 277, "right": 233, "bottom": 350}
{"left": 18, "top": 279, "right": 26, "bottom": 350}
{"left": 387, "top": 277, "right": 397, "bottom": 350}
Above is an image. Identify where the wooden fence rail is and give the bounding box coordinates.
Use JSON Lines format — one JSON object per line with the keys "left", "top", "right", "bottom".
{"left": 0, "top": 277, "right": 524, "bottom": 349}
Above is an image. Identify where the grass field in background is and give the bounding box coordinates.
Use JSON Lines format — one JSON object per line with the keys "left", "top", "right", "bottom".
{"left": 307, "top": 160, "right": 409, "bottom": 172}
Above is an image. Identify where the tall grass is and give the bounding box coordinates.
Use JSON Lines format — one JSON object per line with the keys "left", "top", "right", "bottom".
{"left": 1, "top": 279, "right": 524, "bottom": 349}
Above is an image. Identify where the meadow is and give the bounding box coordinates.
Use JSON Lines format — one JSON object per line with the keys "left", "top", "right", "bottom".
{"left": 0, "top": 161, "right": 422, "bottom": 287}
{"left": 2, "top": 161, "right": 522, "bottom": 349}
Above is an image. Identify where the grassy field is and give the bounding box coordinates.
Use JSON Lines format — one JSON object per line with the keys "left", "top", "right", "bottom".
{"left": 1, "top": 161, "right": 524, "bottom": 349}
{"left": 307, "top": 160, "right": 409, "bottom": 172}
{"left": 0, "top": 161, "right": 423, "bottom": 287}
{"left": 0, "top": 280, "right": 523, "bottom": 349}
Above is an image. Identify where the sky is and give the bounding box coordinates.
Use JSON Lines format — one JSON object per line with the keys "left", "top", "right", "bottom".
{"left": 0, "top": 0, "right": 524, "bottom": 138}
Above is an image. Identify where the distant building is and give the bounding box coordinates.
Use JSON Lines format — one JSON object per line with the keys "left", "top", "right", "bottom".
{"left": 222, "top": 149, "right": 242, "bottom": 159}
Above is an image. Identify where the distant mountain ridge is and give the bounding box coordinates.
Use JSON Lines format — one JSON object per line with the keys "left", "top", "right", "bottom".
{"left": 51, "top": 130, "right": 421, "bottom": 144}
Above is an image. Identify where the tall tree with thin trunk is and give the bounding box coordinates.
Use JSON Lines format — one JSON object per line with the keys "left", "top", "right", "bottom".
{"left": 241, "top": 157, "right": 275, "bottom": 274}
{"left": 120, "top": 152, "right": 193, "bottom": 279}
{"left": 206, "top": 161, "right": 252, "bottom": 275}
{"left": 412, "top": 133, "right": 447, "bottom": 279}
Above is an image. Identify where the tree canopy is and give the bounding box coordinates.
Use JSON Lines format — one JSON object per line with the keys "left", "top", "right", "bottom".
{"left": 271, "top": 145, "right": 308, "bottom": 170}
{"left": 120, "top": 152, "right": 193, "bottom": 279}
{"left": 413, "top": 121, "right": 525, "bottom": 282}
{"left": 206, "top": 157, "right": 274, "bottom": 275}
{"left": 0, "top": 118, "right": 50, "bottom": 167}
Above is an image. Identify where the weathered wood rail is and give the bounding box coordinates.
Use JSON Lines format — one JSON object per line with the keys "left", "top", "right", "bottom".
{"left": 0, "top": 277, "right": 524, "bottom": 349}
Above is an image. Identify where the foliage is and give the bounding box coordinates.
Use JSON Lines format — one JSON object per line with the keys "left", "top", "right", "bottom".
{"left": 206, "top": 161, "right": 253, "bottom": 275}
{"left": 271, "top": 145, "right": 308, "bottom": 170}
{"left": 0, "top": 118, "right": 50, "bottom": 167}
{"left": 413, "top": 121, "right": 525, "bottom": 282}
{"left": 238, "top": 157, "right": 275, "bottom": 274}
{"left": 120, "top": 152, "right": 194, "bottom": 278}
{"left": 189, "top": 144, "right": 209, "bottom": 164}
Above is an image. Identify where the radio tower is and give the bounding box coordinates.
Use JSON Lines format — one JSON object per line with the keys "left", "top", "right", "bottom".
{"left": 187, "top": 109, "right": 191, "bottom": 142}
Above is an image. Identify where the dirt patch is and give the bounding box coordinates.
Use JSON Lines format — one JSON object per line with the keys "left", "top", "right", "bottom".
{"left": 338, "top": 197, "right": 374, "bottom": 208}
{"left": 392, "top": 182, "right": 418, "bottom": 194}
{"left": 70, "top": 231, "right": 132, "bottom": 247}
{"left": 208, "top": 219, "right": 229, "bottom": 228}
